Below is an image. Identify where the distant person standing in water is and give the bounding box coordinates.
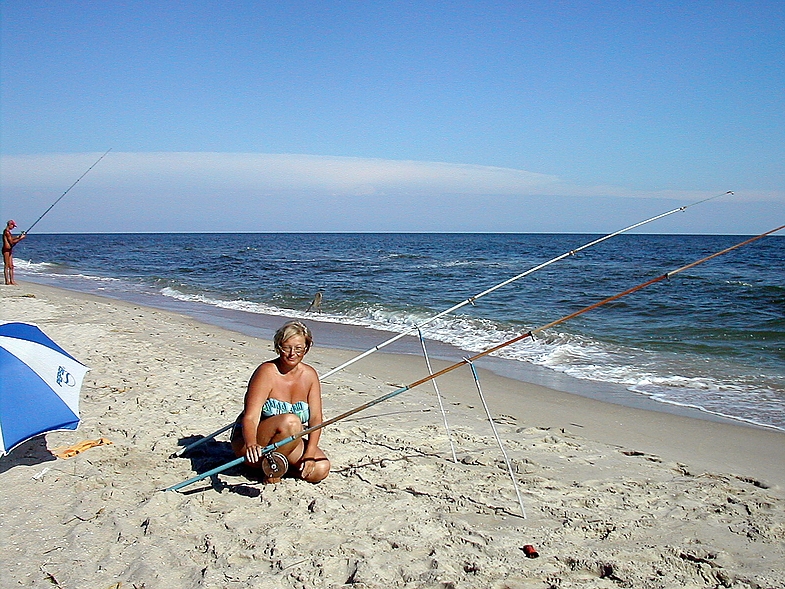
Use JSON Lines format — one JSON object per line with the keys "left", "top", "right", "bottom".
{"left": 3, "top": 220, "right": 25, "bottom": 285}
{"left": 306, "top": 291, "right": 323, "bottom": 313}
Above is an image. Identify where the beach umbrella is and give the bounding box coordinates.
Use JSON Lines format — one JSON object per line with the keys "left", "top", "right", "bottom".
{"left": 0, "top": 322, "right": 89, "bottom": 456}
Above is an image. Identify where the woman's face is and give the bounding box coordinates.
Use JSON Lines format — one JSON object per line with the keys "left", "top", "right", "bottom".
{"left": 279, "top": 334, "right": 308, "bottom": 366}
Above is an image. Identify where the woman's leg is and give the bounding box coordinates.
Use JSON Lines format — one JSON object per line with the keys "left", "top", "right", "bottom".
{"left": 231, "top": 414, "right": 305, "bottom": 461}
{"left": 255, "top": 413, "right": 305, "bottom": 469}
{"left": 231, "top": 414, "right": 329, "bottom": 482}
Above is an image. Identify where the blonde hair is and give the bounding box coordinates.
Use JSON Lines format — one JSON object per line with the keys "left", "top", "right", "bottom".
{"left": 273, "top": 321, "right": 313, "bottom": 354}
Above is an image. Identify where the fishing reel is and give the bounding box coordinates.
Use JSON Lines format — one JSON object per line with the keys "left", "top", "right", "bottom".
{"left": 261, "top": 451, "right": 289, "bottom": 479}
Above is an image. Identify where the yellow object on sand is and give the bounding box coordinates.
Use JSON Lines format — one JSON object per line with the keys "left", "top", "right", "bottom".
{"left": 52, "top": 437, "right": 113, "bottom": 459}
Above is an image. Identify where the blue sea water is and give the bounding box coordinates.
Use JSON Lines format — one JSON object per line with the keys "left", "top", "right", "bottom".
{"left": 12, "top": 232, "right": 785, "bottom": 430}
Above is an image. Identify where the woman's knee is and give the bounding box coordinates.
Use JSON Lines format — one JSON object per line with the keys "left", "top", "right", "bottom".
{"left": 274, "top": 413, "right": 304, "bottom": 436}
{"left": 257, "top": 414, "right": 303, "bottom": 442}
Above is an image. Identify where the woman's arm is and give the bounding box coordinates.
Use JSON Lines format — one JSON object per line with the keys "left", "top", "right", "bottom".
{"left": 302, "top": 366, "right": 324, "bottom": 460}
{"left": 240, "top": 363, "right": 273, "bottom": 463}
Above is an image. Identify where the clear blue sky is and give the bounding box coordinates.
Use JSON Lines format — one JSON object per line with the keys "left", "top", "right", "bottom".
{"left": 1, "top": 1, "right": 783, "bottom": 233}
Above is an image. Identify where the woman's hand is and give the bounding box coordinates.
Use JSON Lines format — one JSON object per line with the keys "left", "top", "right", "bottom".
{"left": 300, "top": 456, "right": 316, "bottom": 479}
{"left": 244, "top": 444, "right": 264, "bottom": 465}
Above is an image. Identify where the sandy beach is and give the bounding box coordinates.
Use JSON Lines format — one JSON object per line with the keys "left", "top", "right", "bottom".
{"left": 2, "top": 281, "right": 784, "bottom": 589}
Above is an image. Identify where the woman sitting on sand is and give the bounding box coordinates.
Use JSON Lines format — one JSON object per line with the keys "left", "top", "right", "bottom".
{"left": 231, "top": 321, "right": 330, "bottom": 483}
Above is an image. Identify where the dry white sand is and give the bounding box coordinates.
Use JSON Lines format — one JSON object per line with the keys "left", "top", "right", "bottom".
{"left": 2, "top": 282, "right": 784, "bottom": 589}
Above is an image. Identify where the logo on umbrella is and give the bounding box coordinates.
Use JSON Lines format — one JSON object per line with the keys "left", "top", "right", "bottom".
{"left": 57, "top": 366, "right": 77, "bottom": 387}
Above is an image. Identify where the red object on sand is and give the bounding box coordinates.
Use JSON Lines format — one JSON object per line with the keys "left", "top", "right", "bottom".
{"left": 523, "top": 545, "right": 539, "bottom": 558}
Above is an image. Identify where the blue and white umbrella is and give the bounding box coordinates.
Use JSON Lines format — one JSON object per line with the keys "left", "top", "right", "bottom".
{"left": 0, "top": 322, "right": 89, "bottom": 456}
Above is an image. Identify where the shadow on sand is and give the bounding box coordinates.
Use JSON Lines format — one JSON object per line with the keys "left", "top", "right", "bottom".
{"left": 169, "top": 434, "right": 265, "bottom": 495}
{"left": 0, "top": 436, "right": 57, "bottom": 474}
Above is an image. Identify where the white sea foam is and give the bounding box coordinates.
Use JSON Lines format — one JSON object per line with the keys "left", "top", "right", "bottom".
{"left": 15, "top": 259, "right": 57, "bottom": 273}
{"left": 20, "top": 264, "right": 785, "bottom": 432}
{"left": 158, "top": 286, "right": 785, "bottom": 429}
{"left": 18, "top": 260, "right": 122, "bottom": 282}
{"left": 362, "top": 307, "right": 781, "bottom": 431}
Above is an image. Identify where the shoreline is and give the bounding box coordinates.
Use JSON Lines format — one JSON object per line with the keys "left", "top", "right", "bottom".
{"left": 17, "top": 273, "right": 775, "bottom": 432}
{"left": 2, "top": 281, "right": 784, "bottom": 588}
{"left": 5, "top": 280, "right": 785, "bottom": 485}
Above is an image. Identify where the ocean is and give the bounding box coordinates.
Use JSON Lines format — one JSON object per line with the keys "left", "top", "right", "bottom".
{"left": 12, "top": 232, "right": 785, "bottom": 431}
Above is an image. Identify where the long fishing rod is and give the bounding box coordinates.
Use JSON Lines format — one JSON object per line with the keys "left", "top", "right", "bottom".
{"left": 172, "top": 190, "right": 733, "bottom": 458}
{"left": 318, "top": 190, "right": 733, "bottom": 380}
{"left": 166, "top": 222, "right": 782, "bottom": 492}
{"left": 23, "top": 148, "right": 112, "bottom": 235}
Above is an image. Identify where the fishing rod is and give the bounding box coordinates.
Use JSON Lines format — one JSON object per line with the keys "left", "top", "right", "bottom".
{"left": 317, "top": 190, "right": 733, "bottom": 380}
{"left": 172, "top": 190, "right": 734, "bottom": 458}
{"left": 166, "top": 222, "right": 783, "bottom": 492}
{"left": 23, "top": 149, "right": 112, "bottom": 235}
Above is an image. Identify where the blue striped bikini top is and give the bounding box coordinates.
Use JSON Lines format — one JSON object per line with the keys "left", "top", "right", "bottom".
{"left": 261, "top": 398, "right": 310, "bottom": 424}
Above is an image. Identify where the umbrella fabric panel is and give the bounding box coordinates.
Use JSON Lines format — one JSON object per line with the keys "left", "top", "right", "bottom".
{"left": 0, "top": 322, "right": 77, "bottom": 361}
{"left": 0, "top": 335, "right": 87, "bottom": 416}
{"left": 0, "top": 324, "right": 89, "bottom": 456}
{"left": 0, "top": 348, "right": 81, "bottom": 453}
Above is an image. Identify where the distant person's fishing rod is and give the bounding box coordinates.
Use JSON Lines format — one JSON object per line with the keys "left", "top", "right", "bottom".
{"left": 23, "top": 148, "right": 112, "bottom": 235}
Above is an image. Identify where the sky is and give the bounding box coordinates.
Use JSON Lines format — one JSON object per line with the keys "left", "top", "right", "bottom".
{"left": 0, "top": 1, "right": 783, "bottom": 234}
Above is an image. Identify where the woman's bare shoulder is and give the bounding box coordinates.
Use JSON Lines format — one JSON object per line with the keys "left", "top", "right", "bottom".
{"left": 300, "top": 362, "right": 319, "bottom": 378}
{"left": 250, "top": 359, "right": 280, "bottom": 380}
{"left": 295, "top": 363, "right": 319, "bottom": 387}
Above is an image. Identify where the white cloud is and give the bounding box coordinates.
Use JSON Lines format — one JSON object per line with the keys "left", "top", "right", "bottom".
{"left": 1, "top": 152, "right": 782, "bottom": 233}
{"left": 3, "top": 152, "right": 781, "bottom": 201}
{"left": 1, "top": 152, "right": 561, "bottom": 195}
